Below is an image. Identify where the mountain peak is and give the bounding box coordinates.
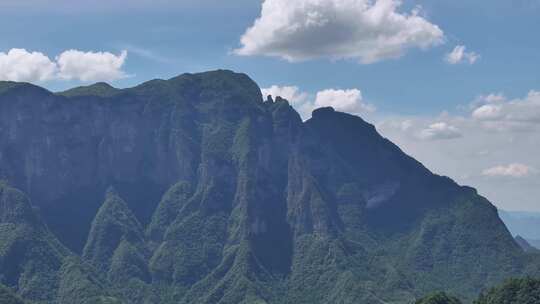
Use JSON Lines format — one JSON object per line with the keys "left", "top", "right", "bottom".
{"left": 312, "top": 106, "right": 335, "bottom": 117}
{"left": 83, "top": 188, "right": 146, "bottom": 272}
{"left": 106, "top": 185, "right": 120, "bottom": 198}
{"left": 0, "top": 81, "right": 51, "bottom": 96}
{"left": 168, "top": 69, "right": 263, "bottom": 102}
{"left": 0, "top": 182, "right": 39, "bottom": 225}
{"left": 58, "top": 82, "right": 120, "bottom": 98}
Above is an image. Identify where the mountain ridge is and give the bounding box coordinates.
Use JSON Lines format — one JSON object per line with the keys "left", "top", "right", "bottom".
{"left": 0, "top": 70, "right": 538, "bottom": 304}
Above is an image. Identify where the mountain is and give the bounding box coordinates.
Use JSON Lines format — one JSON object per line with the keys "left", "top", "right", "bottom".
{"left": 0, "top": 180, "right": 68, "bottom": 302}
{"left": 0, "top": 70, "right": 539, "bottom": 303}
{"left": 0, "top": 182, "right": 121, "bottom": 303}
{"left": 515, "top": 236, "right": 539, "bottom": 253}
{"left": 82, "top": 187, "right": 156, "bottom": 303}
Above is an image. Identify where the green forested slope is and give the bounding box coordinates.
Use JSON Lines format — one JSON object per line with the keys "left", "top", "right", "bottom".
{"left": 0, "top": 182, "right": 122, "bottom": 304}
{"left": 0, "top": 71, "right": 539, "bottom": 304}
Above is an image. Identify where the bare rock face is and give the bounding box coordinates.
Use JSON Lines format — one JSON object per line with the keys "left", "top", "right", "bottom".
{"left": 0, "top": 70, "right": 537, "bottom": 304}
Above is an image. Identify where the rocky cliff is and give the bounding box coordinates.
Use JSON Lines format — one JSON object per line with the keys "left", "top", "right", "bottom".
{"left": 0, "top": 70, "right": 538, "bottom": 304}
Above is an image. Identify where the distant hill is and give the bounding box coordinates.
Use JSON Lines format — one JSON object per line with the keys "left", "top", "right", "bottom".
{"left": 514, "top": 236, "right": 539, "bottom": 253}
{"left": 499, "top": 210, "right": 540, "bottom": 249}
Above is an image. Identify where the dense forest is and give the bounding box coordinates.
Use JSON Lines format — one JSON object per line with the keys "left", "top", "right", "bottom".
{"left": 1, "top": 71, "right": 539, "bottom": 303}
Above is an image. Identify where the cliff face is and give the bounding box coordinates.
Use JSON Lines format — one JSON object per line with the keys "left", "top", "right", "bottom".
{"left": 0, "top": 70, "right": 537, "bottom": 304}
{"left": 0, "top": 71, "right": 266, "bottom": 250}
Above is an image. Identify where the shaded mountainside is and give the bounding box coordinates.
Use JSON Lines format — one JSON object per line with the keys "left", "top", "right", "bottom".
{"left": 499, "top": 210, "right": 540, "bottom": 245}
{"left": 0, "top": 70, "right": 539, "bottom": 303}
{"left": 0, "top": 182, "right": 122, "bottom": 303}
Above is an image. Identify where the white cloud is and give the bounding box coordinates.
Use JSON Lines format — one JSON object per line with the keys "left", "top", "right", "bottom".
{"left": 56, "top": 50, "right": 128, "bottom": 82}
{"left": 472, "top": 104, "right": 503, "bottom": 120}
{"left": 480, "top": 93, "right": 506, "bottom": 104}
{"left": 376, "top": 89, "right": 540, "bottom": 211}
{"left": 262, "top": 85, "right": 375, "bottom": 119}
{"left": 0, "top": 48, "right": 57, "bottom": 82}
{"left": 0, "top": 48, "right": 128, "bottom": 83}
{"left": 236, "top": 0, "right": 445, "bottom": 64}
{"left": 471, "top": 90, "right": 540, "bottom": 131}
{"left": 315, "top": 88, "right": 375, "bottom": 113}
{"left": 417, "top": 122, "right": 462, "bottom": 140}
{"left": 118, "top": 44, "right": 173, "bottom": 63}
{"left": 482, "top": 163, "right": 533, "bottom": 178}
{"left": 445, "top": 45, "right": 480, "bottom": 64}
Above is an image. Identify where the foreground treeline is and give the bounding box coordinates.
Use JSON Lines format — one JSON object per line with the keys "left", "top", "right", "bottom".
{"left": 3, "top": 277, "right": 539, "bottom": 304}
{"left": 416, "top": 278, "right": 540, "bottom": 304}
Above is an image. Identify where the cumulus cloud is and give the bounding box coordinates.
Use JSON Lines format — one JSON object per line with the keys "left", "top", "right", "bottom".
{"left": 472, "top": 104, "right": 503, "bottom": 120}
{"left": 236, "top": 0, "right": 445, "bottom": 64}
{"left": 0, "top": 48, "right": 128, "bottom": 83}
{"left": 417, "top": 122, "right": 462, "bottom": 140}
{"left": 445, "top": 45, "right": 480, "bottom": 64}
{"left": 315, "top": 88, "right": 375, "bottom": 113}
{"left": 0, "top": 48, "right": 57, "bottom": 82}
{"left": 482, "top": 163, "right": 534, "bottom": 178}
{"left": 262, "top": 85, "right": 375, "bottom": 119}
{"left": 56, "top": 50, "right": 128, "bottom": 82}
{"left": 471, "top": 90, "right": 540, "bottom": 131}
{"left": 376, "top": 89, "right": 540, "bottom": 211}
{"left": 382, "top": 90, "right": 540, "bottom": 140}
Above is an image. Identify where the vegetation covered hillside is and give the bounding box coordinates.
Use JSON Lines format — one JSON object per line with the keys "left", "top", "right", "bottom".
{"left": 0, "top": 70, "right": 539, "bottom": 303}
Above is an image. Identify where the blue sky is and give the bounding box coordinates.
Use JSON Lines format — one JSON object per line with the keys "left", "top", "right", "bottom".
{"left": 1, "top": 0, "right": 539, "bottom": 211}
{"left": 2, "top": 0, "right": 538, "bottom": 114}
